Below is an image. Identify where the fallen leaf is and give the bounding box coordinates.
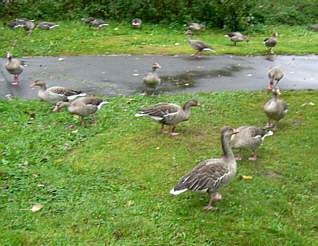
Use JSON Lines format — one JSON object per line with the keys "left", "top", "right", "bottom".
{"left": 242, "top": 175, "right": 253, "bottom": 180}
{"left": 24, "top": 161, "right": 28, "bottom": 165}
{"left": 114, "top": 27, "right": 119, "bottom": 31}
{"left": 175, "top": 42, "right": 179, "bottom": 46}
{"left": 8, "top": 198, "right": 15, "bottom": 202}
{"left": 309, "top": 102, "right": 315, "bottom": 106}
{"left": 58, "top": 58, "right": 64, "bottom": 61}
{"left": 64, "top": 143, "right": 70, "bottom": 147}
{"left": 132, "top": 73, "right": 140, "bottom": 76}
{"left": 71, "top": 130, "right": 78, "bottom": 134}
{"left": 30, "top": 204, "right": 43, "bottom": 212}
{"left": 156, "top": 147, "right": 160, "bottom": 150}
{"left": 126, "top": 200, "right": 134, "bottom": 206}
{"left": 37, "top": 184, "right": 45, "bottom": 187}
{"left": 32, "top": 174, "right": 38, "bottom": 178}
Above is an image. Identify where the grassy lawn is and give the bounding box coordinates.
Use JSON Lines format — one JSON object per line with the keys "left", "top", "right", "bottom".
{"left": 1, "top": 91, "right": 318, "bottom": 245}
{"left": 1, "top": 21, "right": 318, "bottom": 56}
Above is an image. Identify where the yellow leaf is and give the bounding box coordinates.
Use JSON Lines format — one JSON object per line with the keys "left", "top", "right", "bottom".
{"left": 126, "top": 200, "right": 134, "bottom": 206}
{"left": 30, "top": 204, "right": 43, "bottom": 212}
{"left": 72, "top": 130, "right": 78, "bottom": 134}
{"left": 242, "top": 175, "right": 253, "bottom": 180}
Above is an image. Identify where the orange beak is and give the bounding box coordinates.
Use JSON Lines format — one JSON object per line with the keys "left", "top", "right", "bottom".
{"left": 267, "top": 84, "right": 273, "bottom": 90}
{"left": 197, "top": 103, "right": 201, "bottom": 107}
{"left": 277, "top": 90, "right": 281, "bottom": 95}
{"left": 233, "top": 129, "right": 240, "bottom": 134}
{"left": 53, "top": 106, "right": 58, "bottom": 112}
{"left": 30, "top": 82, "right": 36, "bottom": 88}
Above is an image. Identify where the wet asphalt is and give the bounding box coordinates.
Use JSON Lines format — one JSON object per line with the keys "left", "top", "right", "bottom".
{"left": 0, "top": 54, "right": 317, "bottom": 99}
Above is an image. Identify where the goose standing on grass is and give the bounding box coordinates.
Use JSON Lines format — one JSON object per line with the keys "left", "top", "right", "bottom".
{"left": 224, "top": 32, "right": 249, "bottom": 46}
{"left": 4, "top": 21, "right": 24, "bottom": 29}
{"left": 5, "top": 52, "right": 24, "bottom": 86}
{"left": 135, "top": 99, "right": 200, "bottom": 136}
{"left": 131, "top": 18, "right": 142, "bottom": 29}
{"left": 185, "top": 30, "right": 215, "bottom": 58}
{"left": 170, "top": 127, "right": 239, "bottom": 210}
{"left": 264, "top": 32, "right": 278, "bottom": 54}
{"left": 30, "top": 80, "right": 86, "bottom": 104}
{"left": 230, "top": 126, "right": 273, "bottom": 161}
{"left": 268, "top": 66, "right": 284, "bottom": 90}
{"left": 143, "top": 63, "right": 161, "bottom": 96}
{"left": 81, "top": 17, "right": 96, "bottom": 23}
{"left": 88, "top": 19, "right": 109, "bottom": 29}
{"left": 53, "top": 97, "right": 108, "bottom": 127}
{"left": 36, "top": 22, "right": 59, "bottom": 30}
{"left": 23, "top": 20, "right": 36, "bottom": 36}
{"left": 264, "top": 86, "right": 287, "bottom": 130}
{"left": 185, "top": 23, "right": 205, "bottom": 31}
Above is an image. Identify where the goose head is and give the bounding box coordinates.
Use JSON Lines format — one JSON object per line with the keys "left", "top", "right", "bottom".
{"left": 53, "top": 101, "right": 70, "bottom": 112}
{"left": 6, "top": 52, "right": 12, "bottom": 59}
{"left": 30, "top": 80, "right": 46, "bottom": 88}
{"left": 152, "top": 63, "right": 161, "bottom": 71}
{"left": 184, "top": 30, "right": 192, "bottom": 36}
{"left": 272, "top": 86, "right": 281, "bottom": 96}
{"left": 273, "top": 32, "right": 278, "bottom": 37}
{"left": 183, "top": 99, "right": 201, "bottom": 110}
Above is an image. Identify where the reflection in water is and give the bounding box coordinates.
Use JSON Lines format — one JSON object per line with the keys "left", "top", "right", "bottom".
{"left": 159, "top": 64, "right": 245, "bottom": 92}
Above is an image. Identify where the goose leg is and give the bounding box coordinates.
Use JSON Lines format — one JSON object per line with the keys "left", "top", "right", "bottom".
{"left": 81, "top": 116, "right": 85, "bottom": 127}
{"left": 191, "top": 51, "right": 199, "bottom": 57}
{"left": 234, "top": 41, "right": 236, "bottom": 46}
{"left": 235, "top": 150, "right": 242, "bottom": 161}
{"left": 204, "top": 193, "right": 222, "bottom": 211}
{"left": 273, "top": 122, "right": 278, "bottom": 130}
{"left": 12, "top": 75, "right": 18, "bottom": 85}
{"left": 160, "top": 124, "right": 168, "bottom": 134}
{"left": 248, "top": 150, "right": 257, "bottom": 161}
{"left": 92, "top": 114, "right": 97, "bottom": 126}
{"left": 265, "top": 120, "right": 272, "bottom": 128}
{"left": 169, "top": 126, "right": 179, "bottom": 136}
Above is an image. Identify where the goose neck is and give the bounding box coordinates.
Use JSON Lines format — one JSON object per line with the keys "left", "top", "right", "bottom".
{"left": 221, "top": 134, "right": 235, "bottom": 159}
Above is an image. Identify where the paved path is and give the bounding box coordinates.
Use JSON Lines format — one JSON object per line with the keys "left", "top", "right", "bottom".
{"left": 1, "top": 54, "right": 317, "bottom": 99}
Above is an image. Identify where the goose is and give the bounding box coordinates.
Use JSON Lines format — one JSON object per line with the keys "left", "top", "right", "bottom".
{"left": 88, "top": 19, "right": 109, "bottom": 29}
{"left": 53, "top": 97, "right": 108, "bottom": 127}
{"left": 23, "top": 20, "right": 36, "bottom": 36}
{"left": 81, "top": 17, "right": 96, "bottom": 23}
{"left": 15, "top": 18, "right": 34, "bottom": 23}
{"left": 170, "top": 126, "right": 239, "bottom": 210}
{"left": 185, "top": 30, "right": 215, "bottom": 58}
{"left": 230, "top": 126, "right": 273, "bottom": 161}
{"left": 30, "top": 80, "right": 86, "bottom": 104}
{"left": 264, "top": 32, "right": 278, "bottom": 54}
{"left": 131, "top": 18, "right": 142, "bottom": 29}
{"left": 224, "top": 32, "right": 249, "bottom": 46}
{"left": 264, "top": 86, "right": 287, "bottom": 130}
{"left": 36, "top": 22, "right": 59, "bottom": 30}
{"left": 5, "top": 52, "right": 24, "bottom": 85}
{"left": 310, "top": 24, "right": 318, "bottom": 32}
{"left": 135, "top": 99, "right": 200, "bottom": 136}
{"left": 268, "top": 66, "right": 284, "bottom": 90}
{"left": 4, "top": 21, "right": 24, "bottom": 29}
{"left": 143, "top": 63, "right": 161, "bottom": 96}
{"left": 185, "top": 23, "right": 205, "bottom": 31}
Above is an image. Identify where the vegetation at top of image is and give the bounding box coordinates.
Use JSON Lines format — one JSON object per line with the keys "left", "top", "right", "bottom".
{"left": 1, "top": 21, "right": 318, "bottom": 57}
{"left": 1, "top": 0, "right": 318, "bottom": 30}
{"left": 0, "top": 91, "right": 318, "bottom": 245}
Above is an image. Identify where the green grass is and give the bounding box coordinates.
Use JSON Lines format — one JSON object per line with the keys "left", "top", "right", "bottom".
{"left": 1, "top": 21, "right": 318, "bottom": 56}
{"left": 1, "top": 91, "right": 318, "bottom": 245}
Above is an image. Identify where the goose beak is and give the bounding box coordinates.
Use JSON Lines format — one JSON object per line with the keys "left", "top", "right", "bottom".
{"left": 53, "top": 106, "right": 59, "bottom": 112}
{"left": 157, "top": 64, "right": 161, "bottom": 69}
{"left": 233, "top": 129, "right": 240, "bottom": 134}
{"left": 197, "top": 103, "right": 201, "bottom": 107}
{"left": 30, "top": 82, "right": 36, "bottom": 88}
{"left": 267, "top": 84, "right": 273, "bottom": 90}
{"left": 277, "top": 90, "right": 281, "bottom": 95}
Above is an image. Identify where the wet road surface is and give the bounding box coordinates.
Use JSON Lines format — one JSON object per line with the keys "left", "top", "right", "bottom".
{"left": 1, "top": 54, "right": 317, "bottom": 99}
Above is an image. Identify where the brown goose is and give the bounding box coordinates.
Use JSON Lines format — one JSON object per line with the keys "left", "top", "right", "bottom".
{"left": 143, "top": 63, "right": 161, "bottom": 96}
{"left": 30, "top": 80, "right": 86, "bottom": 104}
{"left": 135, "top": 99, "right": 200, "bottom": 136}
{"left": 5, "top": 52, "right": 24, "bottom": 85}
{"left": 53, "top": 97, "right": 108, "bottom": 127}
{"left": 230, "top": 126, "right": 273, "bottom": 161}
{"left": 23, "top": 20, "right": 36, "bottom": 36}
{"left": 81, "top": 17, "right": 96, "bottom": 23}
{"left": 4, "top": 21, "right": 24, "bottom": 29}
{"left": 185, "top": 23, "right": 205, "bottom": 31}
{"left": 268, "top": 66, "right": 284, "bottom": 90}
{"left": 185, "top": 30, "right": 215, "bottom": 58}
{"left": 170, "top": 126, "right": 239, "bottom": 210}
{"left": 131, "top": 18, "right": 142, "bottom": 29}
{"left": 264, "top": 32, "right": 278, "bottom": 54}
{"left": 224, "top": 32, "right": 249, "bottom": 46}
{"left": 264, "top": 86, "right": 287, "bottom": 130}
{"left": 36, "top": 22, "right": 59, "bottom": 30}
{"left": 88, "top": 19, "right": 109, "bottom": 29}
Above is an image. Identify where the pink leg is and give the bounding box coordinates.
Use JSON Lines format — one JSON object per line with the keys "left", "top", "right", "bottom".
{"left": 204, "top": 193, "right": 222, "bottom": 210}
{"left": 92, "top": 114, "right": 97, "bottom": 126}
{"left": 235, "top": 151, "right": 242, "bottom": 161}
{"left": 141, "top": 91, "right": 147, "bottom": 96}
{"left": 151, "top": 92, "right": 155, "bottom": 96}
{"left": 169, "top": 126, "right": 179, "bottom": 136}
{"left": 12, "top": 75, "right": 18, "bottom": 85}
{"left": 160, "top": 124, "right": 168, "bottom": 134}
{"left": 273, "top": 123, "right": 278, "bottom": 131}
{"left": 248, "top": 150, "right": 257, "bottom": 161}
{"left": 81, "top": 117, "right": 85, "bottom": 127}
